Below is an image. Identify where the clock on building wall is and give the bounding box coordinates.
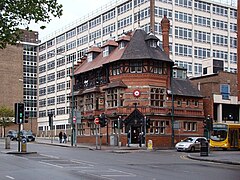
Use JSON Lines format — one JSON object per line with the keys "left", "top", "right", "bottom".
{"left": 133, "top": 90, "right": 141, "bottom": 97}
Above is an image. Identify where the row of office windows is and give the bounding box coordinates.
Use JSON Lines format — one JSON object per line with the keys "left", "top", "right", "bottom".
{"left": 39, "top": 81, "right": 70, "bottom": 97}
{"left": 39, "top": 68, "right": 71, "bottom": 84}
{"left": 159, "top": 0, "right": 236, "bottom": 18}
{"left": 39, "top": 95, "right": 66, "bottom": 107}
{"left": 39, "top": 107, "right": 71, "bottom": 117}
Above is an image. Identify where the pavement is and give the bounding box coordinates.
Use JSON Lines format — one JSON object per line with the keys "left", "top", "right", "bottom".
{"left": 1, "top": 137, "right": 240, "bottom": 165}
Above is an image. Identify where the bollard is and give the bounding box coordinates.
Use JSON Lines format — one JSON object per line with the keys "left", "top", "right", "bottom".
{"left": 5, "top": 137, "right": 10, "bottom": 149}
{"left": 21, "top": 138, "right": 27, "bottom": 152}
{"left": 147, "top": 140, "right": 153, "bottom": 150}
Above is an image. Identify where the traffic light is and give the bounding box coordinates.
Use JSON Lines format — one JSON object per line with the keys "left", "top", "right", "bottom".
{"left": 14, "top": 103, "right": 25, "bottom": 124}
{"left": 99, "top": 113, "right": 106, "bottom": 127}
{"left": 113, "top": 118, "right": 123, "bottom": 129}
{"left": 146, "top": 118, "right": 150, "bottom": 129}
{"left": 114, "top": 120, "right": 118, "bottom": 128}
{"left": 25, "top": 111, "right": 29, "bottom": 123}
{"left": 206, "top": 116, "right": 213, "bottom": 131}
{"left": 203, "top": 119, "right": 207, "bottom": 129}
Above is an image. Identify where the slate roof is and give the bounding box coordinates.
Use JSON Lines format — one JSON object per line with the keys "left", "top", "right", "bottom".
{"left": 120, "top": 29, "right": 172, "bottom": 62}
{"left": 171, "top": 78, "right": 202, "bottom": 97}
{"left": 74, "top": 29, "right": 173, "bottom": 75}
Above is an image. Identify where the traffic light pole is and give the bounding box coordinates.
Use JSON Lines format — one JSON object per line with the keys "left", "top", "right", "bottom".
{"left": 144, "top": 116, "right": 147, "bottom": 147}
{"left": 118, "top": 116, "right": 120, "bottom": 148}
{"left": 95, "top": 124, "right": 98, "bottom": 150}
{"left": 18, "top": 124, "right": 21, "bottom": 152}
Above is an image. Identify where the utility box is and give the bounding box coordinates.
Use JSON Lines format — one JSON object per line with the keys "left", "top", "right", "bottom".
{"left": 5, "top": 137, "right": 10, "bottom": 149}
{"left": 200, "top": 141, "right": 209, "bottom": 156}
{"left": 110, "top": 135, "right": 117, "bottom": 146}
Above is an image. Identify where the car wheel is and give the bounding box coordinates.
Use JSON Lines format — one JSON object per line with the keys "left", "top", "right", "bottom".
{"left": 190, "top": 146, "right": 195, "bottom": 152}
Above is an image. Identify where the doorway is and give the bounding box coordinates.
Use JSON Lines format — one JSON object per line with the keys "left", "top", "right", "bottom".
{"left": 131, "top": 126, "right": 141, "bottom": 144}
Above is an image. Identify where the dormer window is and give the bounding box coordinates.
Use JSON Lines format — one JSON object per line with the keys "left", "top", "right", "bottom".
{"left": 87, "top": 53, "right": 93, "bottom": 62}
{"left": 119, "top": 41, "right": 125, "bottom": 49}
{"left": 103, "top": 46, "right": 109, "bottom": 57}
{"left": 149, "top": 40, "right": 157, "bottom": 48}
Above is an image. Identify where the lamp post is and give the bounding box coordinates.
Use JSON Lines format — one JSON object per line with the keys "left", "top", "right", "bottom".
{"left": 170, "top": 71, "right": 175, "bottom": 148}
{"left": 71, "top": 57, "right": 75, "bottom": 147}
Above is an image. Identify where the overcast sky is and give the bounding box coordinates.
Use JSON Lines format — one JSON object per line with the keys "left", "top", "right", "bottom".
{"left": 29, "top": 0, "right": 114, "bottom": 40}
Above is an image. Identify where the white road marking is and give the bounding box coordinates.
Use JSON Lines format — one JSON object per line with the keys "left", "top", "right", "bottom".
{"left": 71, "top": 159, "right": 97, "bottom": 165}
{"left": 39, "top": 154, "right": 59, "bottom": 159}
{"left": 5, "top": 176, "right": 15, "bottom": 179}
{"left": 39, "top": 161, "right": 63, "bottom": 168}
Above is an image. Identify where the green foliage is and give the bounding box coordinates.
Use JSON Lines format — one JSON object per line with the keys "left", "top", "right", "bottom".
{"left": 0, "top": 0, "right": 63, "bottom": 49}
{"left": 0, "top": 106, "right": 14, "bottom": 127}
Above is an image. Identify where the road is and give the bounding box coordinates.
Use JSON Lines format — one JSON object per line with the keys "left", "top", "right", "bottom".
{"left": 0, "top": 140, "right": 239, "bottom": 180}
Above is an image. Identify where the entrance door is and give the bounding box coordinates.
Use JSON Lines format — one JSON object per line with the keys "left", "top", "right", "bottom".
{"left": 131, "top": 126, "right": 140, "bottom": 144}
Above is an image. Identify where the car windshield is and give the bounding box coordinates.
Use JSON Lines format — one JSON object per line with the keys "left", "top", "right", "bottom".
{"left": 182, "top": 137, "right": 194, "bottom": 142}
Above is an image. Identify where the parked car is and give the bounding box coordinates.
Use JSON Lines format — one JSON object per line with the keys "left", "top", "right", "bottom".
{"left": 175, "top": 137, "right": 207, "bottom": 152}
{"left": 7, "top": 130, "right": 18, "bottom": 141}
{"left": 19, "top": 130, "right": 35, "bottom": 142}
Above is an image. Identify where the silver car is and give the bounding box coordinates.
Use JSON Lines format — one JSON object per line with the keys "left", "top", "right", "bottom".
{"left": 175, "top": 137, "right": 207, "bottom": 152}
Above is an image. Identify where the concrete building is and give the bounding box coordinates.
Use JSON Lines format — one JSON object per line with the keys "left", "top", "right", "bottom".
{"left": 37, "top": 0, "right": 237, "bottom": 136}
{"left": 0, "top": 30, "right": 39, "bottom": 135}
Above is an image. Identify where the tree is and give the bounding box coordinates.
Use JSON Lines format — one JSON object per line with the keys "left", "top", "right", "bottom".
{"left": 0, "top": 106, "right": 14, "bottom": 137}
{"left": 0, "top": 0, "right": 63, "bottom": 49}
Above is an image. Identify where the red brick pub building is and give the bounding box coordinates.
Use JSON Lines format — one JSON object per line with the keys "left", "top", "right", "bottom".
{"left": 72, "top": 17, "right": 204, "bottom": 148}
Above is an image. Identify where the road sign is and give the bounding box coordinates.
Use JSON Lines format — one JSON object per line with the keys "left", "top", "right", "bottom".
{"left": 94, "top": 117, "right": 100, "bottom": 125}
{"left": 73, "top": 116, "right": 76, "bottom": 123}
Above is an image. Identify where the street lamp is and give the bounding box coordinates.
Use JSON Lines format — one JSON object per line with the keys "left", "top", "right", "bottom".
{"left": 71, "top": 56, "right": 75, "bottom": 147}
{"left": 168, "top": 69, "right": 175, "bottom": 148}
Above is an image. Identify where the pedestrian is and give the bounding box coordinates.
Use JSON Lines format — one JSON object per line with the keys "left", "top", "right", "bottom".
{"left": 138, "top": 133, "right": 142, "bottom": 147}
{"left": 59, "top": 131, "right": 63, "bottom": 143}
{"left": 127, "top": 130, "right": 130, "bottom": 147}
{"left": 63, "top": 132, "right": 67, "bottom": 143}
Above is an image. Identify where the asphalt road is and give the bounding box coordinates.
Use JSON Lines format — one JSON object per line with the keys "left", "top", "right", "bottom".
{"left": 0, "top": 140, "right": 239, "bottom": 180}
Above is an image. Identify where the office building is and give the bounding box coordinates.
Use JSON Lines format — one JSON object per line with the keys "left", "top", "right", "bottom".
{"left": 0, "top": 30, "right": 38, "bottom": 135}
{"left": 38, "top": 0, "right": 237, "bottom": 135}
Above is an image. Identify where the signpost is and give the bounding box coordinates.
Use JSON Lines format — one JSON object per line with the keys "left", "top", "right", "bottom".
{"left": 73, "top": 116, "right": 76, "bottom": 123}
{"left": 94, "top": 117, "right": 99, "bottom": 125}
{"left": 94, "top": 117, "right": 99, "bottom": 149}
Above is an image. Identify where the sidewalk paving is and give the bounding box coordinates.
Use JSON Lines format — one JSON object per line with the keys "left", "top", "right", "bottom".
{"left": 35, "top": 137, "right": 147, "bottom": 152}
{"left": 187, "top": 150, "right": 240, "bottom": 165}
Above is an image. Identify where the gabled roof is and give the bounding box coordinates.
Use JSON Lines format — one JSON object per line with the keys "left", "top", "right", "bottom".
{"left": 120, "top": 29, "right": 172, "bottom": 62}
{"left": 74, "top": 28, "right": 173, "bottom": 75}
{"left": 171, "top": 78, "right": 202, "bottom": 97}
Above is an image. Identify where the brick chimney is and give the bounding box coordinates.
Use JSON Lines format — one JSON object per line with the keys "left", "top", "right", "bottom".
{"left": 161, "top": 15, "right": 170, "bottom": 57}
{"left": 238, "top": 2, "right": 240, "bottom": 101}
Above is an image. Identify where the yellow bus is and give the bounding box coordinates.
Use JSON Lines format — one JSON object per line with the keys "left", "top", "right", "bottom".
{"left": 210, "top": 123, "right": 240, "bottom": 150}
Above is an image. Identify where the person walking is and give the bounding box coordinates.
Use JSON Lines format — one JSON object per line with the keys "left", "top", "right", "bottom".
{"left": 138, "top": 133, "right": 142, "bottom": 147}
{"left": 59, "top": 131, "right": 63, "bottom": 143}
{"left": 127, "top": 130, "right": 130, "bottom": 147}
{"left": 63, "top": 132, "right": 67, "bottom": 143}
